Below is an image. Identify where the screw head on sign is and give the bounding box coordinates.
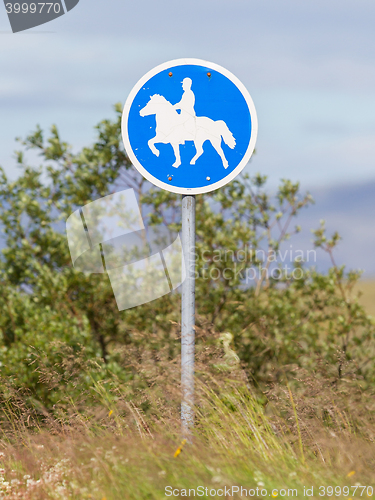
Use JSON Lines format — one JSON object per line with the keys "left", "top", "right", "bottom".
{"left": 207, "top": 72, "right": 211, "bottom": 77}
{"left": 168, "top": 72, "right": 173, "bottom": 77}
{"left": 168, "top": 177, "right": 172, "bottom": 181}
{"left": 206, "top": 176, "right": 211, "bottom": 181}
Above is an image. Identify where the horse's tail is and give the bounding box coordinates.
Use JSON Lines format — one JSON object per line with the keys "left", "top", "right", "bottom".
{"left": 218, "top": 121, "right": 236, "bottom": 149}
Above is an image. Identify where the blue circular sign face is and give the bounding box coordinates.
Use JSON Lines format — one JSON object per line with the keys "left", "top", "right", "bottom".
{"left": 122, "top": 59, "right": 258, "bottom": 195}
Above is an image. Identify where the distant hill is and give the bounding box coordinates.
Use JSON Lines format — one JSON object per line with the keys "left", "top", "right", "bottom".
{"left": 293, "top": 180, "right": 375, "bottom": 276}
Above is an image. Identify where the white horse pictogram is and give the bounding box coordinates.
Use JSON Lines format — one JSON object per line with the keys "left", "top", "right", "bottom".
{"left": 139, "top": 84, "right": 236, "bottom": 169}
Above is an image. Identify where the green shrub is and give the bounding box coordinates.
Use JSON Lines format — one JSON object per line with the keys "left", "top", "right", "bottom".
{"left": 0, "top": 105, "right": 374, "bottom": 417}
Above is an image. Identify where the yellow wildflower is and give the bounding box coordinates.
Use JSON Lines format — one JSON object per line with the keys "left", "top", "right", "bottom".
{"left": 174, "top": 439, "right": 187, "bottom": 458}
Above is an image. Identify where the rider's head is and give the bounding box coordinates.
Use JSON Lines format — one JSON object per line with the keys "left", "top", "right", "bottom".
{"left": 182, "top": 78, "right": 192, "bottom": 91}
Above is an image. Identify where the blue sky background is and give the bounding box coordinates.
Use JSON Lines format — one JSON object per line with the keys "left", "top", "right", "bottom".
{"left": 1, "top": 0, "right": 375, "bottom": 188}
{"left": 1, "top": 0, "right": 375, "bottom": 274}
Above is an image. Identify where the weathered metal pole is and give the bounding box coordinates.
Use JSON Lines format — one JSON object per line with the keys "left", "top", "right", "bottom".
{"left": 181, "top": 194, "right": 196, "bottom": 438}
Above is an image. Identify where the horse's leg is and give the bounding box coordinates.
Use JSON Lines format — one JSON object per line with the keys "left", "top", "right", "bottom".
{"left": 190, "top": 139, "right": 204, "bottom": 165}
{"left": 211, "top": 138, "right": 229, "bottom": 168}
{"left": 148, "top": 136, "right": 160, "bottom": 157}
{"left": 171, "top": 143, "right": 181, "bottom": 168}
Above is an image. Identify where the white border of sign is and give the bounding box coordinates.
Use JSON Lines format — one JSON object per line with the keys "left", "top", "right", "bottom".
{"left": 122, "top": 58, "right": 258, "bottom": 195}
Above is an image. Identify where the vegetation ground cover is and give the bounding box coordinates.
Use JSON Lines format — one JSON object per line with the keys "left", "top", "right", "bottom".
{"left": 0, "top": 106, "right": 374, "bottom": 498}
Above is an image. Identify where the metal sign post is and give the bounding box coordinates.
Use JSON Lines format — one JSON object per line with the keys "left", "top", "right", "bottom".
{"left": 181, "top": 195, "right": 196, "bottom": 436}
{"left": 121, "top": 58, "right": 257, "bottom": 437}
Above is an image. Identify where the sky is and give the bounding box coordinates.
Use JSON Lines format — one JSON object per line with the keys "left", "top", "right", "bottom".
{"left": 1, "top": 0, "right": 375, "bottom": 190}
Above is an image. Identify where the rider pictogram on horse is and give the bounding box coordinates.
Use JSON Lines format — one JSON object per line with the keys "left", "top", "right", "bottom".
{"left": 139, "top": 78, "right": 236, "bottom": 169}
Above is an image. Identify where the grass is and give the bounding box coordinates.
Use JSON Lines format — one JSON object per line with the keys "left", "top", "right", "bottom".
{"left": 0, "top": 373, "right": 374, "bottom": 499}
{"left": 1, "top": 282, "right": 375, "bottom": 499}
